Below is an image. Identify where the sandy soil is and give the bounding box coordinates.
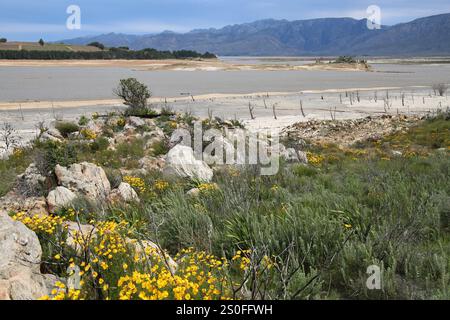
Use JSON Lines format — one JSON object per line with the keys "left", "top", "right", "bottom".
{"left": 0, "top": 59, "right": 369, "bottom": 72}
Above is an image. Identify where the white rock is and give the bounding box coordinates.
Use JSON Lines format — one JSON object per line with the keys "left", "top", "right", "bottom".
{"left": 55, "top": 162, "right": 111, "bottom": 201}
{"left": 108, "top": 182, "right": 139, "bottom": 203}
{"left": 40, "top": 129, "right": 63, "bottom": 142}
{"left": 46, "top": 187, "right": 77, "bottom": 213}
{"left": 163, "top": 145, "right": 213, "bottom": 182}
{"left": 186, "top": 188, "right": 200, "bottom": 197}
{"left": 0, "top": 211, "right": 56, "bottom": 300}
{"left": 127, "top": 116, "right": 146, "bottom": 128}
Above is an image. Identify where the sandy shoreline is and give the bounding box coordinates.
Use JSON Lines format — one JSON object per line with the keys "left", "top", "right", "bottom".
{"left": 0, "top": 59, "right": 369, "bottom": 72}
{"left": 0, "top": 86, "right": 432, "bottom": 111}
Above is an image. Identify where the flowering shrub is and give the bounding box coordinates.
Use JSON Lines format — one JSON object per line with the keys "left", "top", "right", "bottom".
{"left": 306, "top": 152, "right": 325, "bottom": 166}
{"left": 154, "top": 180, "right": 169, "bottom": 192}
{"left": 123, "top": 176, "right": 146, "bottom": 193}
{"left": 117, "top": 248, "right": 232, "bottom": 300}
{"left": 197, "top": 183, "right": 219, "bottom": 194}
{"left": 80, "top": 129, "right": 97, "bottom": 140}
{"left": 80, "top": 128, "right": 97, "bottom": 140}
{"left": 117, "top": 117, "right": 126, "bottom": 128}
{"left": 11, "top": 210, "right": 264, "bottom": 300}
{"left": 12, "top": 212, "right": 65, "bottom": 235}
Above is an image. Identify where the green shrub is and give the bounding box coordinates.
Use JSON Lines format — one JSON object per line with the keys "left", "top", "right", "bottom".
{"left": 78, "top": 116, "right": 89, "bottom": 126}
{"left": 114, "top": 78, "right": 152, "bottom": 116}
{"left": 89, "top": 137, "right": 110, "bottom": 152}
{"left": 33, "top": 140, "right": 78, "bottom": 176}
{"left": 149, "top": 139, "right": 169, "bottom": 157}
{"left": 55, "top": 121, "right": 79, "bottom": 138}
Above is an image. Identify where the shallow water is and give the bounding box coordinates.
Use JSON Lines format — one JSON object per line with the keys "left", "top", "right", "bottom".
{"left": 0, "top": 63, "right": 449, "bottom": 102}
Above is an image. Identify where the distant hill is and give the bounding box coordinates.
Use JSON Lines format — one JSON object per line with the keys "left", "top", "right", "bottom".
{"left": 59, "top": 13, "right": 450, "bottom": 56}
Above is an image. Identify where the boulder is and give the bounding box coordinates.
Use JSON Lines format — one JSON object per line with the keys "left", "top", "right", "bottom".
{"left": 55, "top": 162, "right": 111, "bottom": 201}
{"left": 46, "top": 187, "right": 77, "bottom": 213}
{"left": 39, "top": 129, "right": 63, "bottom": 142}
{"left": 203, "top": 136, "right": 237, "bottom": 165}
{"left": 108, "top": 183, "right": 139, "bottom": 203}
{"left": 0, "top": 211, "right": 56, "bottom": 300}
{"left": 163, "top": 145, "right": 213, "bottom": 182}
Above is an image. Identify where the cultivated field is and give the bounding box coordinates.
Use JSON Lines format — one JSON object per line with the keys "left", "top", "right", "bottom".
{"left": 0, "top": 41, "right": 103, "bottom": 52}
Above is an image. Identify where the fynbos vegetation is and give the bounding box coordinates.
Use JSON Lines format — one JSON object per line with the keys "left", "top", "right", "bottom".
{"left": 1, "top": 97, "right": 449, "bottom": 300}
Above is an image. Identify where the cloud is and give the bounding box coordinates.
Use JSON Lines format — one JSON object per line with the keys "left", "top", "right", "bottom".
{"left": 1, "top": 0, "right": 449, "bottom": 40}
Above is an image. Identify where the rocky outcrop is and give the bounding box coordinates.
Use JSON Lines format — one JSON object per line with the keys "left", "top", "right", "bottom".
{"left": 108, "top": 182, "right": 139, "bottom": 203}
{"left": 55, "top": 162, "right": 111, "bottom": 201}
{"left": 282, "top": 114, "right": 421, "bottom": 147}
{"left": 163, "top": 145, "right": 213, "bottom": 182}
{"left": 46, "top": 187, "right": 77, "bottom": 213}
{"left": 0, "top": 211, "right": 56, "bottom": 300}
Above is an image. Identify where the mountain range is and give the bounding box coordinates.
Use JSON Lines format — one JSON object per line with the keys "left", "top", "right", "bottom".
{"left": 59, "top": 13, "right": 450, "bottom": 56}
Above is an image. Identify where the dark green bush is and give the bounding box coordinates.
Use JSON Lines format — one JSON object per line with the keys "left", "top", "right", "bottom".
{"left": 55, "top": 121, "right": 79, "bottom": 138}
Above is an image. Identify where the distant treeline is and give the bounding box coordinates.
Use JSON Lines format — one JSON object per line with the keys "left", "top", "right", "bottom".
{"left": 0, "top": 47, "right": 217, "bottom": 60}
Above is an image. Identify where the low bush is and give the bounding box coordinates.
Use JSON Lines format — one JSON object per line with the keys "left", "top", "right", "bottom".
{"left": 55, "top": 121, "right": 79, "bottom": 138}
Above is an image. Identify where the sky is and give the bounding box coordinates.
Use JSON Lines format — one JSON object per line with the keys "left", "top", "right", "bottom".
{"left": 1, "top": 0, "right": 450, "bottom": 41}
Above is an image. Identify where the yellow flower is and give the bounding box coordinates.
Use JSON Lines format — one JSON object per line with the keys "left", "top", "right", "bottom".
{"left": 54, "top": 254, "right": 61, "bottom": 260}
{"left": 306, "top": 152, "right": 325, "bottom": 166}
{"left": 198, "top": 183, "right": 219, "bottom": 194}
{"left": 154, "top": 180, "right": 169, "bottom": 191}
{"left": 124, "top": 176, "right": 146, "bottom": 193}
{"left": 81, "top": 128, "right": 97, "bottom": 140}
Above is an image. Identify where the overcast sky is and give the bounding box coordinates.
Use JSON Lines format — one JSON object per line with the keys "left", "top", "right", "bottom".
{"left": 1, "top": 0, "right": 450, "bottom": 41}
